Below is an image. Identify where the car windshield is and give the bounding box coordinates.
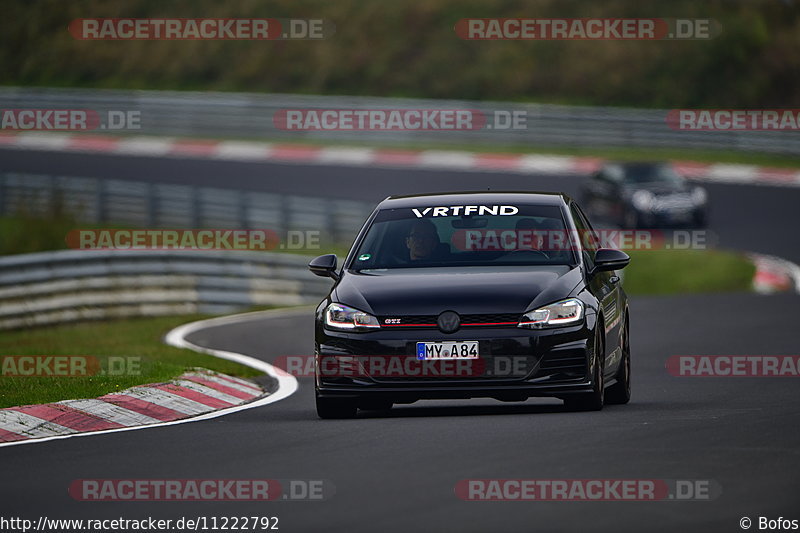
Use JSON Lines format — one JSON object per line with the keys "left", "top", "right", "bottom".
{"left": 350, "top": 204, "right": 577, "bottom": 270}
{"left": 620, "top": 164, "right": 683, "bottom": 185}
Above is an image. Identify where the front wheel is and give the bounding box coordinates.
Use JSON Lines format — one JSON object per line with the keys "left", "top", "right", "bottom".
{"left": 564, "top": 327, "right": 605, "bottom": 411}
{"left": 316, "top": 392, "right": 357, "bottom": 419}
{"left": 606, "top": 313, "right": 631, "bottom": 405}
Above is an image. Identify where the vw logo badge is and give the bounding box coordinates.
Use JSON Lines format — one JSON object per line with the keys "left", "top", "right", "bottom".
{"left": 437, "top": 311, "right": 461, "bottom": 333}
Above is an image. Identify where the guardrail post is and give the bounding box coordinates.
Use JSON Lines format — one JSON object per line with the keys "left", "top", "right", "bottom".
{"left": 277, "top": 193, "right": 287, "bottom": 239}
{"left": 191, "top": 186, "right": 202, "bottom": 228}
{"left": 96, "top": 178, "right": 107, "bottom": 224}
{"left": 0, "top": 174, "right": 6, "bottom": 217}
{"left": 47, "top": 173, "right": 56, "bottom": 216}
{"left": 239, "top": 189, "right": 249, "bottom": 230}
{"left": 326, "top": 200, "right": 337, "bottom": 245}
{"left": 147, "top": 182, "right": 157, "bottom": 226}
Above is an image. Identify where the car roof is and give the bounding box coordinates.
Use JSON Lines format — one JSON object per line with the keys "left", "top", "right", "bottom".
{"left": 378, "top": 191, "right": 572, "bottom": 209}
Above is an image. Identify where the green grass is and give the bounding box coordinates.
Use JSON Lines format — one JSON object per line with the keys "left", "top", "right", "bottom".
{"left": 623, "top": 249, "right": 755, "bottom": 295}
{"left": 0, "top": 214, "right": 348, "bottom": 257}
{"left": 0, "top": 212, "right": 133, "bottom": 256}
{"left": 5, "top": 0, "right": 799, "bottom": 110}
{"left": 0, "top": 213, "right": 78, "bottom": 256}
{"left": 0, "top": 315, "right": 262, "bottom": 409}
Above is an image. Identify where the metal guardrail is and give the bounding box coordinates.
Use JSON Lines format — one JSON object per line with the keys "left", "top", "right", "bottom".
{"left": 1, "top": 87, "right": 798, "bottom": 155}
{"left": 0, "top": 249, "right": 332, "bottom": 330}
{"left": 0, "top": 172, "right": 373, "bottom": 245}
{"left": 0, "top": 171, "right": 365, "bottom": 330}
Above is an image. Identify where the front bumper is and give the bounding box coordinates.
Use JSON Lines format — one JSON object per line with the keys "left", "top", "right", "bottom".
{"left": 636, "top": 205, "right": 706, "bottom": 227}
{"left": 315, "top": 321, "right": 594, "bottom": 402}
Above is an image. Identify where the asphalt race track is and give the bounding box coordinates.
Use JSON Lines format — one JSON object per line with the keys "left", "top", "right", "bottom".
{"left": 1, "top": 147, "right": 799, "bottom": 532}
{"left": 2, "top": 147, "right": 799, "bottom": 262}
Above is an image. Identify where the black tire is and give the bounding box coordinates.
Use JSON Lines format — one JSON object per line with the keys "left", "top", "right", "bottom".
{"left": 606, "top": 313, "right": 631, "bottom": 405}
{"left": 564, "top": 326, "right": 605, "bottom": 411}
{"left": 316, "top": 393, "right": 357, "bottom": 419}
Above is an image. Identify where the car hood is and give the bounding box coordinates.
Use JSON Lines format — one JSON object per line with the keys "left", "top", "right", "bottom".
{"left": 333, "top": 265, "right": 582, "bottom": 317}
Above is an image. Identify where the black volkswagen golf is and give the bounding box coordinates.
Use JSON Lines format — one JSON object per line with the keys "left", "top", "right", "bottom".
{"left": 308, "top": 192, "right": 631, "bottom": 418}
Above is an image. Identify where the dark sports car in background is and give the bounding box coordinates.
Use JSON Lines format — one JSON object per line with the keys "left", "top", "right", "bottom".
{"left": 308, "top": 192, "right": 631, "bottom": 418}
{"left": 581, "top": 161, "right": 708, "bottom": 228}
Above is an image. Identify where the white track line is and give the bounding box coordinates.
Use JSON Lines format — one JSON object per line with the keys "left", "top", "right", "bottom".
{"left": 317, "top": 147, "right": 375, "bottom": 165}
{"left": 516, "top": 154, "right": 576, "bottom": 173}
{"left": 2, "top": 133, "right": 799, "bottom": 186}
{"left": 418, "top": 150, "right": 476, "bottom": 169}
{"left": 0, "top": 308, "right": 304, "bottom": 448}
{"left": 213, "top": 140, "right": 271, "bottom": 160}
{"left": 14, "top": 133, "right": 71, "bottom": 150}
{"left": 115, "top": 136, "right": 176, "bottom": 156}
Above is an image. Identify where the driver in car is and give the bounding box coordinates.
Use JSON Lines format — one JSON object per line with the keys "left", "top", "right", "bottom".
{"left": 405, "top": 220, "right": 445, "bottom": 261}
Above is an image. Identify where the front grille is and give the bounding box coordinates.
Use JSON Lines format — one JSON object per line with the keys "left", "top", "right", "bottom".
{"left": 379, "top": 313, "right": 521, "bottom": 328}
{"left": 462, "top": 313, "right": 520, "bottom": 326}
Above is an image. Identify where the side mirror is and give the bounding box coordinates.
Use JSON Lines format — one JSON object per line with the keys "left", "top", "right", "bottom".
{"left": 592, "top": 248, "right": 630, "bottom": 273}
{"left": 308, "top": 254, "right": 339, "bottom": 280}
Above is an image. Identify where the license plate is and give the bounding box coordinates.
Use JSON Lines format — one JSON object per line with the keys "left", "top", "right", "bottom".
{"left": 416, "top": 341, "right": 479, "bottom": 360}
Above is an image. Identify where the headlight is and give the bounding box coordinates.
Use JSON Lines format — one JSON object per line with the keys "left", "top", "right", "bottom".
{"left": 632, "top": 190, "right": 655, "bottom": 211}
{"left": 325, "top": 303, "right": 380, "bottom": 331}
{"left": 518, "top": 298, "right": 584, "bottom": 329}
{"left": 692, "top": 187, "right": 707, "bottom": 205}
